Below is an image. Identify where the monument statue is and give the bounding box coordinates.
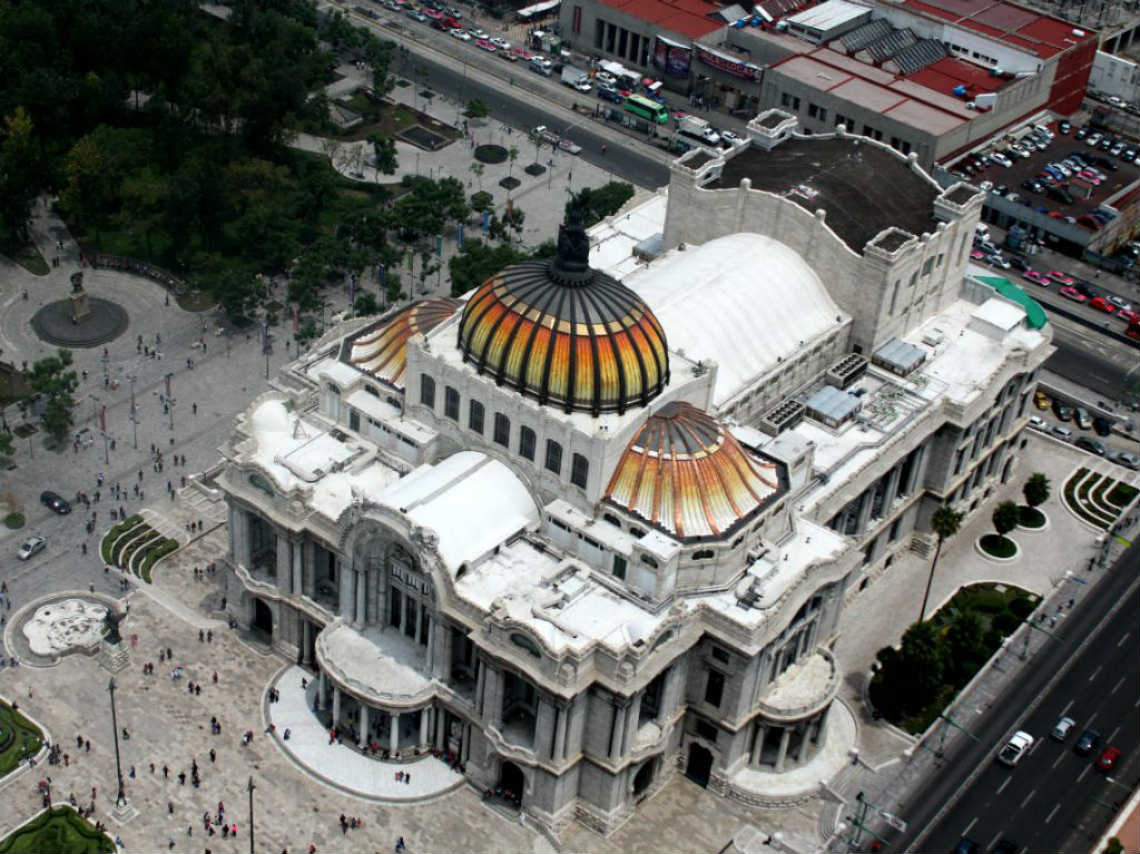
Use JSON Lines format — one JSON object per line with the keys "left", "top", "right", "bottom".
{"left": 69, "top": 271, "right": 91, "bottom": 323}
{"left": 103, "top": 608, "right": 122, "bottom": 645}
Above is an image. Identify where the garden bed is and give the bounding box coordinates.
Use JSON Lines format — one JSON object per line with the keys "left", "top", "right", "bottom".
{"left": 1017, "top": 506, "right": 1046, "bottom": 529}
{"left": 978, "top": 534, "right": 1018, "bottom": 560}
{"left": 0, "top": 701, "right": 44, "bottom": 777}
{"left": 474, "top": 144, "right": 508, "bottom": 164}
{"left": 0, "top": 806, "right": 114, "bottom": 853}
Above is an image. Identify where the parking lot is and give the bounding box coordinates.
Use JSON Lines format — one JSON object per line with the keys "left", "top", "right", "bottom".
{"left": 951, "top": 119, "right": 1140, "bottom": 228}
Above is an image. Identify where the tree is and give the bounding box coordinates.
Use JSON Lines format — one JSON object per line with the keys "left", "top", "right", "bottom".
{"left": 0, "top": 107, "right": 42, "bottom": 247}
{"left": 469, "top": 162, "right": 485, "bottom": 191}
{"left": 464, "top": 99, "right": 490, "bottom": 120}
{"left": 354, "top": 292, "right": 380, "bottom": 316}
{"left": 0, "top": 430, "right": 14, "bottom": 457}
{"left": 1022, "top": 472, "right": 1050, "bottom": 508}
{"left": 470, "top": 191, "right": 493, "bottom": 215}
{"left": 449, "top": 239, "right": 528, "bottom": 296}
{"left": 946, "top": 609, "right": 987, "bottom": 680}
{"left": 201, "top": 264, "right": 261, "bottom": 323}
{"left": 919, "top": 505, "right": 963, "bottom": 623}
{"left": 871, "top": 620, "right": 950, "bottom": 720}
{"left": 27, "top": 350, "right": 78, "bottom": 445}
{"left": 368, "top": 133, "right": 398, "bottom": 176}
{"left": 571, "top": 182, "right": 636, "bottom": 227}
{"left": 507, "top": 145, "right": 519, "bottom": 182}
{"left": 992, "top": 500, "right": 1020, "bottom": 539}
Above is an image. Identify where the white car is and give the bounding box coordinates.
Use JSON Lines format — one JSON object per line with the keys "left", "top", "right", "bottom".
{"left": 991, "top": 152, "right": 1013, "bottom": 168}
{"left": 1051, "top": 716, "right": 1075, "bottom": 741}
{"left": 997, "top": 731, "right": 1035, "bottom": 767}
{"left": 17, "top": 535, "right": 46, "bottom": 560}
{"left": 1106, "top": 295, "right": 1132, "bottom": 312}
{"left": 450, "top": 28, "right": 471, "bottom": 40}
{"left": 1028, "top": 415, "right": 1047, "bottom": 430}
{"left": 469, "top": 27, "right": 489, "bottom": 39}
{"left": 490, "top": 36, "right": 510, "bottom": 50}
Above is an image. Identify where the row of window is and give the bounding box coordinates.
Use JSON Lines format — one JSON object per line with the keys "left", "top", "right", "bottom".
{"left": 421, "top": 376, "right": 590, "bottom": 488}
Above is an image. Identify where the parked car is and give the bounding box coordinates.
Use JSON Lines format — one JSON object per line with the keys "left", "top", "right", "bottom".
{"left": 1023, "top": 270, "right": 1051, "bottom": 287}
{"left": 1052, "top": 425, "right": 1074, "bottom": 441}
{"left": 1059, "top": 286, "right": 1086, "bottom": 302}
{"left": 997, "top": 731, "right": 1035, "bottom": 767}
{"left": 1096, "top": 747, "right": 1121, "bottom": 772}
{"left": 1075, "top": 436, "right": 1106, "bottom": 455}
{"left": 1075, "top": 728, "right": 1100, "bottom": 755}
{"left": 1075, "top": 125, "right": 1089, "bottom": 139}
{"left": 1059, "top": 120, "right": 1071, "bottom": 133}
{"left": 449, "top": 27, "right": 471, "bottom": 39}
{"left": 474, "top": 37, "right": 497, "bottom": 51}
{"left": 1046, "top": 270, "right": 1075, "bottom": 286}
{"left": 1074, "top": 407, "right": 1092, "bottom": 429}
{"left": 1090, "top": 297, "right": 1116, "bottom": 313}
{"left": 1009, "top": 255, "right": 1030, "bottom": 271}
{"left": 1110, "top": 450, "right": 1140, "bottom": 470}
{"left": 1051, "top": 716, "right": 1076, "bottom": 741}
{"left": 1028, "top": 415, "right": 1047, "bottom": 430}
{"left": 1053, "top": 401, "right": 1074, "bottom": 421}
{"left": 1034, "top": 390, "right": 1051, "bottom": 409}
{"left": 1092, "top": 416, "right": 1112, "bottom": 436}
{"left": 17, "top": 535, "right": 46, "bottom": 560}
{"left": 490, "top": 36, "right": 510, "bottom": 50}
{"left": 1118, "top": 308, "right": 1140, "bottom": 324}
{"left": 40, "top": 490, "right": 71, "bottom": 514}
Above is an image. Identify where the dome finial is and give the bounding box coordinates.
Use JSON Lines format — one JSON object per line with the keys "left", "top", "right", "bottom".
{"left": 552, "top": 192, "right": 591, "bottom": 280}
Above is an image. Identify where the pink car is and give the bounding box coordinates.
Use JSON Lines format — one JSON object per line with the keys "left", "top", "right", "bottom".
{"left": 1046, "top": 270, "right": 1075, "bottom": 286}
{"left": 1023, "top": 270, "right": 1052, "bottom": 287}
{"left": 1059, "top": 286, "right": 1086, "bottom": 302}
{"left": 475, "top": 38, "right": 496, "bottom": 51}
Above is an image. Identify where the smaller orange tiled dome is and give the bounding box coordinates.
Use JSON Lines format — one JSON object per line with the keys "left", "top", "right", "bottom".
{"left": 605, "top": 402, "right": 782, "bottom": 541}
{"left": 349, "top": 298, "right": 461, "bottom": 390}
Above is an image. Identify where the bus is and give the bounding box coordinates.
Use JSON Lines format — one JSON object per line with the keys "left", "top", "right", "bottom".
{"left": 623, "top": 94, "right": 669, "bottom": 125}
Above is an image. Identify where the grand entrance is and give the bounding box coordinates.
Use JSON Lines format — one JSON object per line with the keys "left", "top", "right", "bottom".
{"left": 498, "top": 761, "right": 525, "bottom": 807}
{"left": 633, "top": 758, "right": 655, "bottom": 797}
{"left": 252, "top": 598, "right": 273, "bottom": 636}
{"left": 685, "top": 742, "right": 713, "bottom": 788}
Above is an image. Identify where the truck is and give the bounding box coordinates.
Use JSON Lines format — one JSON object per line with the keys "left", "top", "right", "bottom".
{"left": 677, "top": 115, "right": 721, "bottom": 147}
{"left": 560, "top": 66, "right": 592, "bottom": 93}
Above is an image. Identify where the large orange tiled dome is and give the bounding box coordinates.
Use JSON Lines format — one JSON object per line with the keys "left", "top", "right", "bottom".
{"left": 605, "top": 402, "right": 782, "bottom": 541}
{"left": 456, "top": 211, "right": 669, "bottom": 415}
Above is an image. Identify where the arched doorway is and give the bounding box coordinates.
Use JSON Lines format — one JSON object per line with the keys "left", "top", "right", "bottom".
{"left": 633, "top": 759, "right": 655, "bottom": 797}
{"left": 685, "top": 742, "right": 713, "bottom": 787}
{"left": 498, "top": 761, "right": 525, "bottom": 807}
{"left": 252, "top": 598, "right": 273, "bottom": 636}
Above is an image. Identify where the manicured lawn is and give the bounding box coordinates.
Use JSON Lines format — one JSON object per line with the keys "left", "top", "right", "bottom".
{"left": 1107, "top": 482, "right": 1138, "bottom": 508}
{"left": 0, "top": 701, "right": 44, "bottom": 776}
{"left": 7, "top": 243, "right": 50, "bottom": 276}
{"left": 0, "top": 807, "right": 114, "bottom": 853}
{"left": 979, "top": 534, "right": 1017, "bottom": 558}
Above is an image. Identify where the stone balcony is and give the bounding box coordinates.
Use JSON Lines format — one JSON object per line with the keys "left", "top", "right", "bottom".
{"left": 755, "top": 647, "right": 839, "bottom": 723}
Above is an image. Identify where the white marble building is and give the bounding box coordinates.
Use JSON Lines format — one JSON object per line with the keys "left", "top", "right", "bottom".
{"left": 216, "top": 111, "right": 1053, "bottom": 834}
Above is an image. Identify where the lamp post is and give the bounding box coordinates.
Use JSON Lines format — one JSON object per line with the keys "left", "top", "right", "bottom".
{"left": 247, "top": 776, "right": 256, "bottom": 854}
{"left": 128, "top": 375, "right": 138, "bottom": 450}
{"left": 108, "top": 678, "right": 126, "bottom": 808}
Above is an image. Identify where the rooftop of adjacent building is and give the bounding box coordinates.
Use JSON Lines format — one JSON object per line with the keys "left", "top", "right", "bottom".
{"left": 707, "top": 134, "right": 941, "bottom": 251}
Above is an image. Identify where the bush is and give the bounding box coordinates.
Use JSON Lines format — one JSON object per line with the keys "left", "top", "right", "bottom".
{"left": 473, "top": 144, "right": 507, "bottom": 164}
{"left": 1008, "top": 595, "right": 1036, "bottom": 620}
{"left": 3, "top": 513, "right": 24, "bottom": 529}
{"left": 979, "top": 533, "right": 1016, "bottom": 558}
{"left": 992, "top": 609, "right": 1021, "bottom": 636}
{"left": 140, "top": 538, "right": 180, "bottom": 583}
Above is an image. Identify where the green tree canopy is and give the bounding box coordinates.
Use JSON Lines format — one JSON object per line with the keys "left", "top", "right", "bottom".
{"left": 569, "top": 182, "right": 636, "bottom": 227}
{"left": 992, "top": 500, "right": 1020, "bottom": 538}
{"left": 27, "top": 350, "right": 78, "bottom": 445}
{"left": 0, "top": 107, "right": 43, "bottom": 247}
{"left": 368, "top": 133, "right": 398, "bottom": 176}
{"left": 1022, "top": 472, "right": 1050, "bottom": 508}
{"left": 464, "top": 99, "right": 490, "bottom": 120}
{"left": 448, "top": 239, "right": 528, "bottom": 297}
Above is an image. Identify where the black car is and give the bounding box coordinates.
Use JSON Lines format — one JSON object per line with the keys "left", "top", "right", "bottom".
{"left": 1093, "top": 416, "right": 1113, "bottom": 436}
{"left": 1076, "top": 436, "right": 1106, "bottom": 455}
{"left": 1058, "top": 120, "right": 1071, "bottom": 134}
{"left": 1009, "top": 255, "right": 1030, "bottom": 271}
{"left": 1053, "top": 401, "right": 1074, "bottom": 422}
{"left": 1075, "top": 728, "right": 1100, "bottom": 755}
{"left": 40, "top": 490, "right": 71, "bottom": 514}
{"left": 1075, "top": 125, "right": 1089, "bottom": 139}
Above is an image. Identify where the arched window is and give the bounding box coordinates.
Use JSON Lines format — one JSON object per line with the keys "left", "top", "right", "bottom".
{"left": 692, "top": 549, "right": 715, "bottom": 561}
{"left": 603, "top": 513, "right": 622, "bottom": 527}
{"left": 519, "top": 426, "right": 536, "bottom": 461}
{"left": 444, "top": 386, "right": 460, "bottom": 421}
{"left": 570, "top": 453, "right": 589, "bottom": 488}
{"left": 545, "top": 439, "right": 562, "bottom": 475}
{"left": 420, "top": 375, "right": 436, "bottom": 408}
{"left": 469, "top": 400, "right": 485, "bottom": 434}
{"left": 510, "top": 632, "right": 542, "bottom": 658}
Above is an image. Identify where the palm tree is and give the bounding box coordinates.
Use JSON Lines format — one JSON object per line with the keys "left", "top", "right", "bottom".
{"left": 919, "top": 505, "right": 963, "bottom": 622}
{"left": 507, "top": 146, "right": 518, "bottom": 181}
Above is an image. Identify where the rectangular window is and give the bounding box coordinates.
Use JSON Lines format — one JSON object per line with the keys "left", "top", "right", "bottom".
{"left": 808, "top": 103, "right": 819, "bottom": 119}
{"left": 781, "top": 92, "right": 790, "bottom": 108}
{"left": 545, "top": 440, "right": 563, "bottom": 475}
{"left": 572, "top": 4, "right": 582, "bottom": 35}
{"left": 493, "top": 413, "right": 510, "bottom": 447}
{"left": 571, "top": 453, "right": 589, "bottom": 488}
{"left": 420, "top": 375, "right": 435, "bottom": 408}
{"left": 704, "top": 670, "right": 725, "bottom": 708}
{"left": 612, "top": 555, "right": 627, "bottom": 580}
{"left": 468, "top": 400, "right": 484, "bottom": 434}
{"left": 711, "top": 646, "right": 730, "bottom": 664}
{"left": 594, "top": 18, "right": 604, "bottom": 49}
{"left": 818, "top": 106, "right": 827, "bottom": 122}
{"left": 444, "top": 386, "right": 460, "bottom": 421}
{"left": 519, "top": 426, "right": 536, "bottom": 461}
{"left": 922, "top": 258, "right": 935, "bottom": 276}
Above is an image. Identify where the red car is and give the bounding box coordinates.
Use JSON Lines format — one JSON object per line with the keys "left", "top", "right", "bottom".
{"left": 1059, "top": 286, "right": 1086, "bottom": 302}
{"left": 1023, "top": 270, "right": 1052, "bottom": 287}
{"left": 1090, "top": 296, "right": 1116, "bottom": 313}
{"left": 1046, "top": 270, "right": 1075, "bottom": 285}
{"left": 1118, "top": 308, "right": 1140, "bottom": 324}
{"left": 1096, "top": 747, "right": 1121, "bottom": 772}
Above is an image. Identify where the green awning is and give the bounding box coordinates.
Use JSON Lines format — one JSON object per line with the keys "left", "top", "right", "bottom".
{"left": 976, "top": 276, "right": 1049, "bottom": 330}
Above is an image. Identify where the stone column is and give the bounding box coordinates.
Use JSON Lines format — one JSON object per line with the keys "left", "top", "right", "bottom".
{"left": 474, "top": 659, "right": 486, "bottom": 716}
{"left": 624, "top": 692, "right": 642, "bottom": 754}
{"left": 609, "top": 701, "right": 627, "bottom": 760}
{"left": 292, "top": 540, "right": 303, "bottom": 595}
{"left": 883, "top": 463, "right": 903, "bottom": 513}
{"left": 435, "top": 707, "right": 445, "bottom": 747}
{"left": 317, "top": 670, "right": 327, "bottom": 711}
{"left": 489, "top": 668, "right": 505, "bottom": 728}
{"left": 794, "top": 721, "right": 810, "bottom": 763}
{"left": 425, "top": 617, "right": 435, "bottom": 672}
{"left": 750, "top": 722, "right": 767, "bottom": 766}
{"left": 277, "top": 535, "right": 292, "bottom": 594}
{"left": 536, "top": 700, "right": 556, "bottom": 758}
{"left": 359, "top": 705, "right": 370, "bottom": 748}
{"left": 355, "top": 569, "right": 366, "bottom": 627}
{"left": 390, "top": 713, "right": 400, "bottom": 755}
{"left": 419, "top": 707, "right": 430, "bottom": 746}
{"left": 554, "top": 704, "right": 568, "bottom": 760}
{"left": 816, "top": 705, "right": 832, "bottom": 749}
{"left": 662, "top": 660, "right": 687, "bottom": 719}
{"left": 340, "top": 563, "right": 356, "bottom": 621}
{"left": 774, "top": 726, "right": 792, "bottom": 772}
{"left": 302, "top": 620, "right": 313, "bottom": 667}
{"left": 227, "top": 503, "right": 237, "bottom": 560}
{"left": 332, "top": 686, "right": 342, "bottom": 727}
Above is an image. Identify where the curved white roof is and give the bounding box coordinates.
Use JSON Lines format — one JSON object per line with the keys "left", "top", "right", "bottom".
{"left": 623, "top": 233, "right": 847, "bottom": 408}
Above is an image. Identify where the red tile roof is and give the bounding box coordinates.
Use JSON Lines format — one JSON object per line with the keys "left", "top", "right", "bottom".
{"left": 896, "top": 0, "right": 1095, "bottom": 60}
{"left": 599, "top": 0, "right": 723, "bottom": 39}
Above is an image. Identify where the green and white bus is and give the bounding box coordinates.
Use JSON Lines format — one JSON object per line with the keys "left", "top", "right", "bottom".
{"left": 623, "top": 94, "right": 669, "bottom": 125}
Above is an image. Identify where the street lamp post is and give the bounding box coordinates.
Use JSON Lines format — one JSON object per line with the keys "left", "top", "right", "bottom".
{"left": 108, "top": 678, "right": 126, "bottom": 808}
{"left": 247, "top": 776, "right": 256, "bottom": 854}
{"left": 128, "top": 375, "right": 138, "bottom": 450}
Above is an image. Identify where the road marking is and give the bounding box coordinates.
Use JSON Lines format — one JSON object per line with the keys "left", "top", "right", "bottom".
{"left": 1045, "top": 803, "right": 1061, "bottom": 824}
{"left": 1052, "top": 752, "right": 1066, "bottom": 768}
{"left": 963, "top": 817, "right": 979, "bottom": 837}
{"left": 1060, "top": 699, "right": 1075, "bottom": 716}
{"left": 1119, "top": 632, "right": 1131, "bottom": 647}
{"left": 1086, "top": 712, "right": 1099, "bottom": 726}
{"left": 986, "top": 831, "right": 1003, "bottom": 851}
{"left": 1078, "top": 764, "right": 1092, "bottom": 782}
{"left": 1111, "top": 676, "right": 1126, "bottom": 695}
{"left": 1020, "top": 790, "right": 1036, "bottom": 810}
{"left": 997, "top": 778, "right": 1011, "bottom": 794}
{"left": 1108, "top": 726, "right": 1120, "bottom": 741}
{"left": 1029, "top": 737, "right": 1044, "bottom": 755}
{"left": 1089, "top": 665, "right": 1103, "bottom": 682}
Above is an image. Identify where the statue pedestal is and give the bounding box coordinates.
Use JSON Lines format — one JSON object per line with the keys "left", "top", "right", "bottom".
{"left": 110, "top": 799, "right": 138, "bottom": 825}
{"left": 70, "top": 290, "right": 91, "bottom": 323}
{"left": 98, "top": 639, "right": 129, "bottom": 673}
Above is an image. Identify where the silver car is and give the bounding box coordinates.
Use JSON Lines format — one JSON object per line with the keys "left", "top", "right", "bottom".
{"left": 17, "top": 535, "right": 46, "bottom": 560}
{"left": 1051, "top": 716, "right": 1075, "bottom": 741}
{"left": 1110, "top": 450, "right": 1140, "bottom": 470}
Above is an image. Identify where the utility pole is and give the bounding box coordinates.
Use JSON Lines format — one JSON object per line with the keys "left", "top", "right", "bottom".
{"left": 166, "top": 372, "right": 175, "bottom": 432}
{"left": 128, "top": 375, "right": 138, "bottom": 450}
{"left": 108, "top": 678, "right": 126, "bottom": 807}
{"left": 247, "top": 776, "right": 256, "bottom": 854}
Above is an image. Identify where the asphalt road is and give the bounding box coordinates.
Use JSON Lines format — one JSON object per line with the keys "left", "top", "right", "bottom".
{"left": 887, "top": 546, "right": 1140, "bottom": 853}
{"left": 1046, "top": 335, "right": 1138, "bottom": 405}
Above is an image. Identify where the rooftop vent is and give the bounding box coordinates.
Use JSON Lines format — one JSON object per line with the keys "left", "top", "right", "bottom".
{"left": 826, "top": 353, "right": 868, "bottom": 388}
